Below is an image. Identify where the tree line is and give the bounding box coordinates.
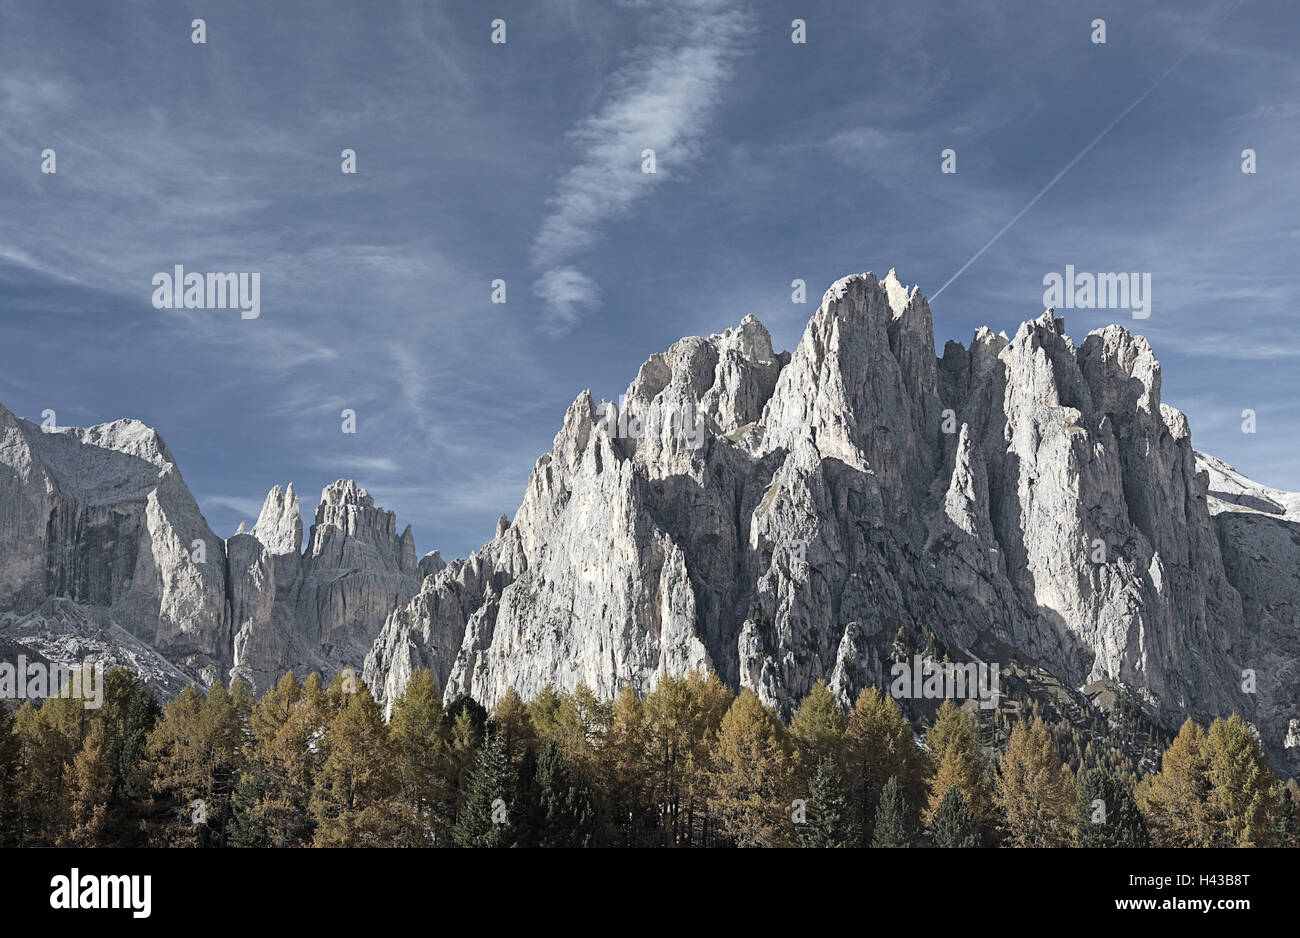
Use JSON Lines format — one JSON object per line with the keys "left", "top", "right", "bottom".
{"left": 0, "top": 666, "right": 1296, "bottom": 848}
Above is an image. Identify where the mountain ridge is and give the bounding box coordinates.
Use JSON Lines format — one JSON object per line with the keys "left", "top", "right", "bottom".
{"left": 2, "top": 269, "right": 1296, "bottom": 776}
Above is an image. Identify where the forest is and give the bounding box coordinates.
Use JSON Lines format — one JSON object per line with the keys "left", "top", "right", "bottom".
{"left": 0, "top": 667, "right": 1295, "bottom": 848}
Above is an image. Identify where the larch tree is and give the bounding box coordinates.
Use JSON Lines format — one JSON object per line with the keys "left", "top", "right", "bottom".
{"left": 388, "top": 669, "right": 454, "bottom": 846}
{"left": 993, "top": 716, "right": 1077, "bottom": 847}
{"left": 143, "top": 684, "right": 244, "bottom": 847}
{"left": 490, "top": 687, "right": 536, "bottom": 765}
{"left": 642, "top": 670, "right": 732, "bottom": 846}
{"left": 1204, "top": 714, "right": 1282, "bottom": 847}
{"left": 789, "top": 680, "right": 848, "bottom": 781}
{"left": 1135, "top": 718, "right": 1212, "bottom": 847}
{"left": 601, "top": 684, "right": 654, "bottom": 846}
{"left": 707, "top": 689, "right": 796, "bottom": 848}
{"left": 309, "top": 684, "right": 400, "bottom": 847}
{"left": 923, "top": 700, "right": 994, "bottom": 837}
{"left": 0, "top": 704, "right": 19, "bottom": 846}
{"left": 846, "top": 686, "right": 927, "bottom": 841}
{"left": 60, "top": 724, "right": 114, "bottom": 847}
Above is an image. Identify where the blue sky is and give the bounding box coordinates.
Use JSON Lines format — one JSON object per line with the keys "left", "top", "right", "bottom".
{"left": 1, "top": 0, "right": 1297, "bottom": 560}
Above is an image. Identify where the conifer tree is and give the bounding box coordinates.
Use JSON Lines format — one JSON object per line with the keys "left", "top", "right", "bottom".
{"left": 932, "top": 785, "right": 977, "bottom": 847}
{"left": 534, "top": 739, "right": 596, "bottom": 847}
{"left": 226, "top": 769, "right": 270, "bottom": 848}
{"left": 1204, "top": 714, "right": 1281, "bottom": 847}
{"left": 142, "top": 685, "right": 224, "bottom": 846}
{"left": 490, "top": 687, "right": 536, "bottom": 764}
{"left": 922, "top": 700, "right": 993, "bottom": 837}
{"left": 790, "top": 680, "right": 848, "bottom": 781}
{"left": 1075, "top": 766, "right": 1147, "bottom": 848}
{"left": 388, "top": 669, "right": 454, "bottom": 845}
{"left": 60, "top": 725, "right": 113, "bottom": 847}
{"left": 539, "top": 683, "right": 610, "bottom": 781}
{"left": 202, "top": 680, "right": 248, "bottom": 841}
{"left": 993, "top": 716, "right": 1076, "bottom": 847}
{"left": 1136, "top": 718, "right": 1212, "bottom": 847}
{"left": 643, "top": 670, "right": 732, "bottom": 846}
{"left": 602, "top": 684, "right": 654, "bottom": 846}
{"left": 234, "top": 672, "right": 323, "bottom": 847}
{"left": 101, "top": 670, "right": 160, "bottom": 837}
{"left": 846, "top": 687, "right": 927, "bottom": 840}
{"left": 0, "top": 704, "right": 19, "bottom": 846}
{"left": 527, "top": 685, "right": 563, "bottom": 738}
{"left": 1282, "top": 778, "right": 1300, "bottom": 848}
{"left": 798, "top": 755, "right": 855, "bottom": 847}
{"left": 310, "top": 684, "right": 399, "bottom": 847}
{"left": 870, "top": 776, "right": 909, "bottom": 847}
{"left": 12, "top": 700, "right": 73, "bottom": 845}
{"left": 446, "top": 700, "right": 486, "bottom": 824}
{"left": 452, "top": 731, "right": 518, "bottom": 848}
{"left": 707, "top": 689, "right": 796, "bottom": 848}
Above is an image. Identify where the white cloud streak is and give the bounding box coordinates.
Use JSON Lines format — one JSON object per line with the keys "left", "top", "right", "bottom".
{"left": 529, "top": 0, "right": 750, "bottom": 333}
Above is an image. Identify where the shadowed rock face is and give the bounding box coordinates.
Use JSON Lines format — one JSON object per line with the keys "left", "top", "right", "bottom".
{"left": 0, "top": 405, "right": 230, "bottom": 675}
{"left": 2, "top": 269, "right": 1296, "bottom": 774}
{"left": 362, "top": 270, "right": 1296, "bottom": 772}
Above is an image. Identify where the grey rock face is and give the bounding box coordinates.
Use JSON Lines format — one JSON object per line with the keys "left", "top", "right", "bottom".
{"left": 229, "top": 480, "right": 422, "bottom": 693}
{"left": 0, "top": 598, "right": 195, "bottom": 700}
{"left": 1197, "top": 452, "right": 1300, "bottom": 778}
{"left": 364, "top": 270, "right": 1297, "bottom": 774}
{"left": 0, "top": 404, "right": 230, "bottom": 677}
{"left": 2, "top": 268, "right": 1296, "bottom": 775}
{"left": 0, "top": 402, "right": 422, "bottom": 697}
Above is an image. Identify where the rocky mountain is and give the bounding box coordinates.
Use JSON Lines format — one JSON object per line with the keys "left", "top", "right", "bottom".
{"left": 2, "top": 269, "right": 1296, "bottom": 776}
{"left": 0, "top": 404, "right": 420, "bottom": 695}
{"left": 228, "top": 479, "right": 421, "bottom": 691}
{"left": 362, "top": 270, "right": 1298, "bottom": 777}
{"left": 0, "top": 408, "right": 230, "bottom": 683}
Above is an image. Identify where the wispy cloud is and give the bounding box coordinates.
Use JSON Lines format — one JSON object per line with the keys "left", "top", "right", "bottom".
{"left": 310, "top": 454, "right": 401, "bottom": 475}
{"left": 201, "top": 494, "right": 269, "bottom": 521}
{"left": 533, "top": 266, "right": 602, "bottom": 336}
{"left": 529, "top": 0, "right": 750, "bottom": 333}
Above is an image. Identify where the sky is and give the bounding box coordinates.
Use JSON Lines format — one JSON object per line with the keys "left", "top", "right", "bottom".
{"left": 1, "top": 0, "right": 1297, "bottom": 560}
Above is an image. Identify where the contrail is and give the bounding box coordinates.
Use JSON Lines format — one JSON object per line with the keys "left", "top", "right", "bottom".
{"left": 931, "top": 1, "right": 1246, "bottom": 300}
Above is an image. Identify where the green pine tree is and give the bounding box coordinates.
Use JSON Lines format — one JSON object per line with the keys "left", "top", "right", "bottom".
{"left": 932, "top": 785, "right": 977, "bottom": 847}
{"left": 871, "top": 775, "right": 909, "bottom": 847}
{"left": 798, "top": 755, "right": 855, "bottom": 847}
{"left": 534, "top": 740, "right": 596, "bottom": 847}
{"left": 1076, "top": 767, "right": 1148, "bottom": 847}
{"left": 452, "top": 731, "right": 518, "bottom": 848}
{"left": 226, "top": 766, "right": 270, "bottom": 848}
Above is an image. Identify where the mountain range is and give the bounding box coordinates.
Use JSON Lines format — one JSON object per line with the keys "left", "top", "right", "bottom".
{"left": 2, "top": 270, "right": 1296, "bottom": 776}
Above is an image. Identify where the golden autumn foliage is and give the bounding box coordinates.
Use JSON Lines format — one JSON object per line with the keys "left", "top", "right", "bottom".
{"left": 993, "top": 717, "right": 1077, "bottom": 847}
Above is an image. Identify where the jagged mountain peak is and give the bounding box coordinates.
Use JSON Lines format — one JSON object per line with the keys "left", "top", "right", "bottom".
{"left": 3, "top": 269, "right": 1297, "bottom": 778}
{"left": 359, "top": 270, "right": 1298, "bottom": 775}
{"left": 252, "top": 483, "right": 303, "bottom": 555}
